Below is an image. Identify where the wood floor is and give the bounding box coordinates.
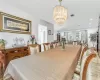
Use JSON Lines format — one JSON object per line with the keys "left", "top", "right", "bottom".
{"left": 0, "top": 69, "right": 3, "bottom": 80}
{"left": 0, "top": 75, "right": 3, "bottom": 80}
{"left": 0, "top": 78, "right": 3, "bottom": 80}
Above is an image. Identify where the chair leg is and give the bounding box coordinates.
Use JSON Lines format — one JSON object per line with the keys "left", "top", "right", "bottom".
{"left": 0, "top": 63, "right": 3, "bottom": 78}
{"left": 2, "top": 64, "right": 5, "bottom": 75}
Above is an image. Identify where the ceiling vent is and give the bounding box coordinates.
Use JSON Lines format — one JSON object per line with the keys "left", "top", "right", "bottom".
{"left": 70, "top": 14, "right": 75, "bottom": 17}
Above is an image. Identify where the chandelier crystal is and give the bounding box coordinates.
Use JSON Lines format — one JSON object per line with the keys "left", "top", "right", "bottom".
{"left": 53, "top": 0, "right": 67, "bottom": 24}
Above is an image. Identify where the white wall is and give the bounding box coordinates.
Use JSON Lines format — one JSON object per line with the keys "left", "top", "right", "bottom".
{"left": 0, "top": 32, "right": 30, "bottom": 48}
{"left": 0, "top": 0, "right": 39, "bottom": 48}
{"left": 54, "top": 31, "right": 58, "bottom": 41}
{"left": 39, "top": 20, "right": 54, "bottom": 43}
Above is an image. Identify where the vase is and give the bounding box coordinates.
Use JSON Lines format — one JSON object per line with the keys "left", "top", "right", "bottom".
{"left": 32, "top": 39, "right": 35, "bottom": 44}
{"left": 62, "top": 41, "right": 65, "bottom": 50}
{"left": 32, "top": 40, "right": 34, "bottom": 44}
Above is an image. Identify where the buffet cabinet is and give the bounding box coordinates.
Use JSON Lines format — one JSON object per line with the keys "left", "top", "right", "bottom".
{"left": 2, "top": 46, "right": 30, "bottom": 67}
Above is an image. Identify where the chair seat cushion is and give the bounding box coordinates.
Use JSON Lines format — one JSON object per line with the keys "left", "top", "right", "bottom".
{"left": 76, "top": 65, "right": 80, "bottom": 71}
{"left": 78, "top": 60, "right": 80, "bottom": 63}
{"left": 72, "top": 73, "right": 80, "bottom": 80}
{"left": 75, "top": 65, "right": 80, "bottom": 75}
{"left": 75, "top": 61, "right": 81, "bottom": 74}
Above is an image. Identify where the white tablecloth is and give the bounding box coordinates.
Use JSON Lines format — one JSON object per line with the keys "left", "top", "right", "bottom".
{"left": 4, "top": 45, "right": 81, "bottom": 80}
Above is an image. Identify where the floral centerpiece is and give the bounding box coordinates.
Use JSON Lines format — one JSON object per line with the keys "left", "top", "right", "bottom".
{"left": 0, "top": 39, "right": 6, "bottom": 49}
{"left": 61, "top": 38, "right": 66, "bottom": 50}
{"left": 30, "top": 35, "right": 35, "bottom": 44}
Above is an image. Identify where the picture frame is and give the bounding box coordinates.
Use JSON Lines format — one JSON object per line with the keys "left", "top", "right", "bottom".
{"left": 48, "top": 30, "right": 51, "bottom": 35}
{"left": 0, "top": 12, "right": 31, "bottom": 34}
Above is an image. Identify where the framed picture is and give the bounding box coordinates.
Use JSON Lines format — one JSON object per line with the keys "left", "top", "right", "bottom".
{"left": 0, "top": 12, "right": 31, "bottom": 34}
{"left": 48, "top": 30, "right": 51, "bottom": 35}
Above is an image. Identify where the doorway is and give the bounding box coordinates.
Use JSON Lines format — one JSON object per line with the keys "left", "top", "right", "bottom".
{"left": 38, "top": 24, "right": 47, "bottom": 44}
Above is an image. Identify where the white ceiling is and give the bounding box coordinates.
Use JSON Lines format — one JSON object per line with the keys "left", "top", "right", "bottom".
{"left": 4, "top": 0, "right": 100, "bottom": 31}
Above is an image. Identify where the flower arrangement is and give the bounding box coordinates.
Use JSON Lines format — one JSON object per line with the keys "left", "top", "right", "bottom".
{"left": 30, "top": 35, "right": 35, "bottom": 44}
{"left": 0, "top": 39, "right": 7, "bottom": 49}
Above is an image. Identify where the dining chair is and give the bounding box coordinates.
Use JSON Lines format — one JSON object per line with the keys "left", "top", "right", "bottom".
{"left": 75, "top": 46, "right": 98, "bottom": 75}
{"left": 74, "top": 44, "right": 88, "bottom": 75}
{"left": 0, "top": 51, "right": 5, "bottom": 76}
{"left": 80, "top": 44, "right": 89, "bottom": 60}
{"left": 86, "top": 53, "right": 100, "bottom": 80}
{"left": 52, "top": 43, "right": 56, "bottom": 48}
{"left": 43, "top": 43, "right": 50, "bottom": 51}
{"left": 28, "top": 44, "right": 41, "bottom": 54}
{"left": 56, "top": 42, "right": 60, "bottom": 46}
{"left": 81, "top": 53, "right": 96, "bottom": 80}
{"left": 73, "top": 41, "right": 78, "bottom": 45}
{"left": 72, "top": 53, "right": 96, "bottom": 80}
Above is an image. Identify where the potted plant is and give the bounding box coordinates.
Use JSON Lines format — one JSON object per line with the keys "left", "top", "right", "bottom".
{"left": 89, "top": 33, "right": 97, "bottom": 47}
{"left": 0, "top": 39, "right": 6, "bottom": 49}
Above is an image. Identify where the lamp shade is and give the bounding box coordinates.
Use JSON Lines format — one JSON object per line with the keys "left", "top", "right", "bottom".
{"left": 53, "top": 5, "right": 67, "bottom": 24}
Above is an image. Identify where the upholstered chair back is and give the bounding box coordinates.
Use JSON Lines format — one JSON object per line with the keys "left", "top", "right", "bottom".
{"left": 80, "top": 53, "right": 96, "bottom": 80}
{"left": 28, "top": 44, "right": 41, "bottom": 54}
{"left": 86, "top": 54, "right": 100, "bottom": 80}
{"left": 83, "top": 47, "right": 97, "bottom": 57}
{"left": 43, "top": 43, "right": 50, "bottom": 51}
{"left": 73, "top": 41, "right": 78, "bottom": 45}
{"left": 80, "top": 45, "right": 88, "bottom": 61}
{"left": 52, "top": 43, "right": 56, "bottom": 48}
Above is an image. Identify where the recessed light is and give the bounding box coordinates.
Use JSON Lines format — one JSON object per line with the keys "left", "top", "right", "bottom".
{"left": 90, "top": 18, "right": 93, "bottom": 21}
{"left": 89, "top": 23, "right": 91, "bottom": 25}
{"left": 78, "top": 24, "right": 80, "bottom": 26}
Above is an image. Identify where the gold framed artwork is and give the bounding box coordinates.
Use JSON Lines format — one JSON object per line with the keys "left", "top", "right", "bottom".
{"left": 48, "top": 30, "right": 51, "bottom": 35}
{"left": 0, "top": 12, "right": 31, "bottom": 34}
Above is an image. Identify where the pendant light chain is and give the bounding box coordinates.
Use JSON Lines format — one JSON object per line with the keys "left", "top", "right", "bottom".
{"left": 59, "top": 0, "right": 62, "bottom": 6}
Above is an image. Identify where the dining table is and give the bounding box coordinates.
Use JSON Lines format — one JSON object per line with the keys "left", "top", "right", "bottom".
{"left": 4, "top": 45, "right": 81, "bottom": 80}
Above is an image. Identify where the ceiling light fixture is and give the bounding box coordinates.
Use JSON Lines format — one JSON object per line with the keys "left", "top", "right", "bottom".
{"left": 90, "top": 18, "right": 93, "bottom": 21}
{"left": 53, "top": 0, "right": 67, "bottom": 24}
{"left": 89, "top": 23, "right": 91, "bottom": 25}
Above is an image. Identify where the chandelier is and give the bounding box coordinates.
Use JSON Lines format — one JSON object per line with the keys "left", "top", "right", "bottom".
{"left": 53, "top": 0, "right": 67, "bottom": 24}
